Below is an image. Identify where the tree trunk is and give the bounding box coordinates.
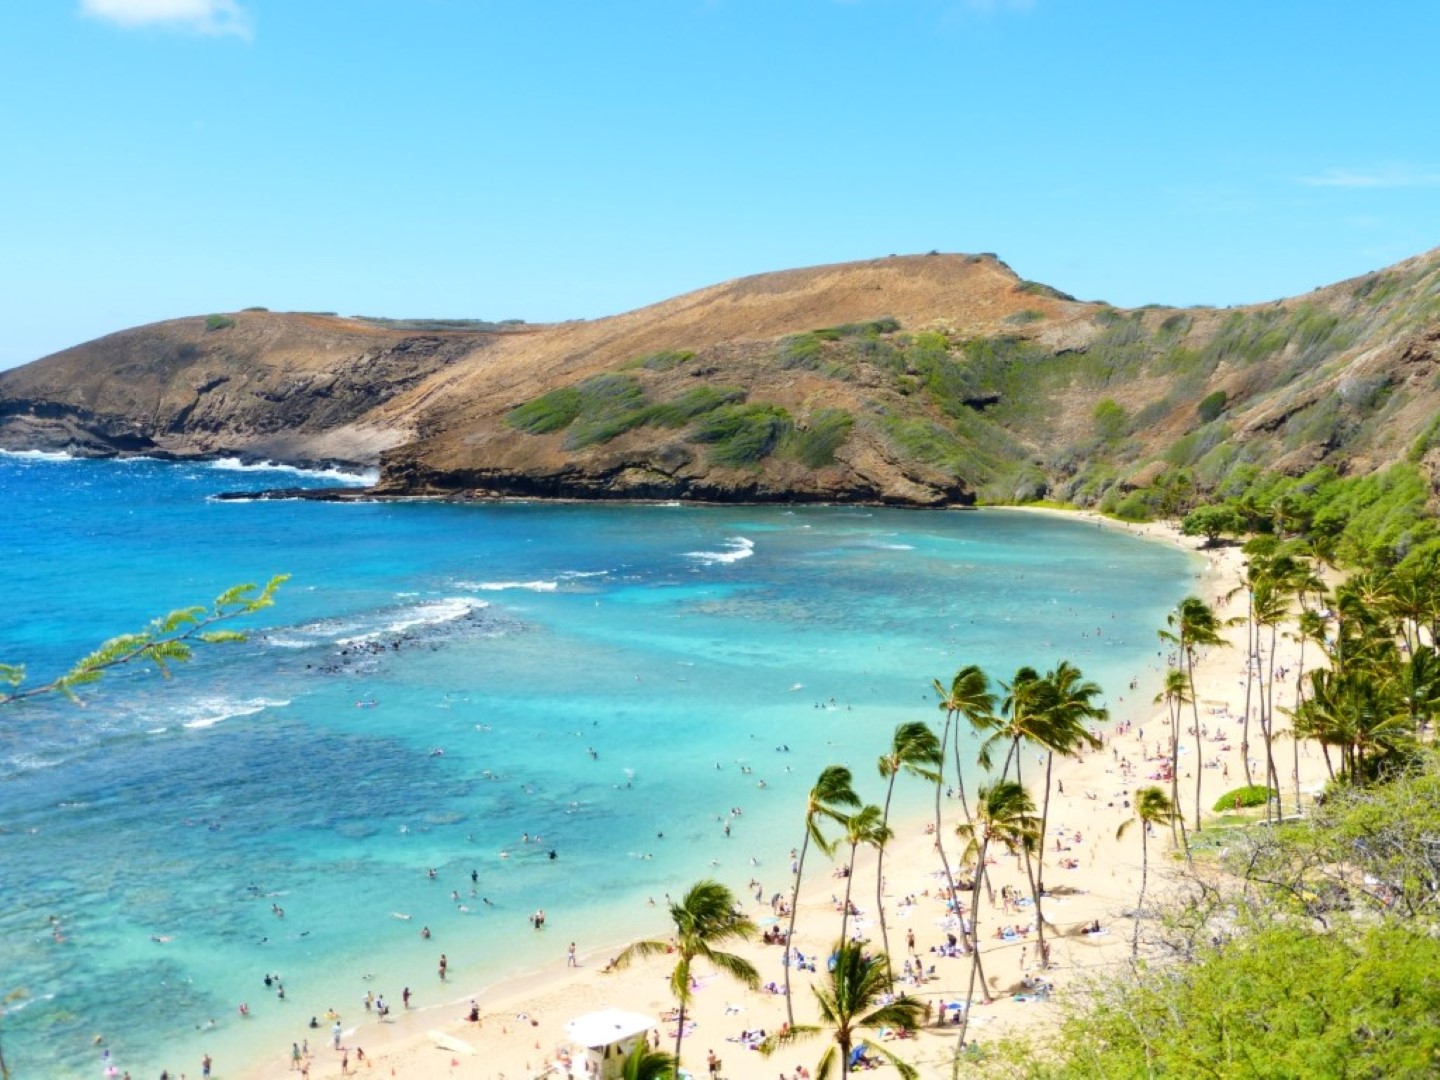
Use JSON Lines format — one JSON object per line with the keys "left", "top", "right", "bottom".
{"left": 783, "top": 830, "right": 812, "bottom": 1027}
{"left": 840, "top": 842, "right": 859, "bottom": 944}
{"left": 675, "top": 997, "right": 688, "bottom": 1070}
{"left": 933, "top": 716, "right": 964, "bottom": 931}
{"left": 955, "top": 836, "right": 991, "bottom": 1051}
{"left": 877, "top": 773, "right": 898, "bottom": 987}
{"left": 1187, "top": 647, "right": 1205, "bottom": 833}
{"left": 1263, "top": 622, "right": 1280, "bottom": 823}
{"left": 1132, "top": 828, "right": 1148, "bottom": 960}
{"left": 1032, "top": 751, "right": 1055, "bottom": 959}
{"left": 1241, "top": 594, "right": 1256, "bottom": 786}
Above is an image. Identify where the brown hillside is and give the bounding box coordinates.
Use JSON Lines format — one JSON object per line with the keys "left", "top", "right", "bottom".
{"left": 3, "top": 248, "right": 1440, "bottom": 508}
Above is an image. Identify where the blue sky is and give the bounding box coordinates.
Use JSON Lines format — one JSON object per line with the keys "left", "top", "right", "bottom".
{"left": 2, "top": 1, "right": 1438, "bottom": 369}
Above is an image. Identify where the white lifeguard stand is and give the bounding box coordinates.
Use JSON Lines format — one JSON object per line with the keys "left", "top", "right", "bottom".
{"left": 564, "top": 1009, "right": 657, "bottom": 1080}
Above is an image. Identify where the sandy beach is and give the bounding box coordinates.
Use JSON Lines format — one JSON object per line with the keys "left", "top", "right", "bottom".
{"left": 234, "top": 511, "right": 1330, "bottom": 1080}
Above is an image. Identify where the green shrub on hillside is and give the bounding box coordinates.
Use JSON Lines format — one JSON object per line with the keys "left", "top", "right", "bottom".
{"left": 1093, "top": 399, "right": 1128, "bottom": 441}
{"left": 642, "top": 386, "right": 745, "bottom": 427}
{"left": 507, "top": 387, "right": 586, "bottom": 434}
{"left": 813, "top": 318, "right": 900, "bottom": 340}
{"left": 1005, "top": 308, "right": 1046, "bottom": 326}
{"left": 1214, "top": 785, "right": 1275, "bottom": 811}
{"left": 1196, "top": 389, "right": 1227, "bottom": 423}
{"left": 562, "top": 375, "right": 648, "bottom": 449}
{"left": 689, "top": 404, "right": 793, "bottom": 467}
{"left": 777, "top": 333, "right": 825, "bottom": 370}
{"left": 621, "top": 350, "right": 696, "bottom": 372}
{"left": 204, "top": 314, "right": 236, "bottom": 332}
{"left": 785, "top": 408, "right": 853, "bottom": 468}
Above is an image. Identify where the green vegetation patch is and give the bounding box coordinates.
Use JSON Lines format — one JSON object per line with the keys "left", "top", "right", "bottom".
{"left": 1005, "top": 309, "right": 1046, "bottom": 326}
{"left": 689, "top": 403, "right": 793, "bottom": 468}
{"left": 204, "top": 314, "right": 236, "bottom": 332}
{"left": 1213, "top": 784, "right": 1275, "bottom": 811}
{"left": 620, "top": 350, "right": 696, "bottom": 372}
{"left": 507, "top": 386, "right": 587, "bottom": 434}
{"left": 641, "top": 386, "right": 745, "bottom": 428}
{"left": 784, "top": 408, "right": 854, "bottom": 468}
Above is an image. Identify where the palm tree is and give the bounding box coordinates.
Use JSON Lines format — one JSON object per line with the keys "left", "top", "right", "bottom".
{"left": 1027, "top": 662, "right": 1106, "bottom": 958}
{"left": 764, "top": 941, "right": 925, "bottom": 1080}
{"left": 931, "top": 666, "right": 997, "bottom": 925}
{"left": 613, "top": 879, "right": 759, "bottom": 1070}
{"left": 953, "top": 781, "right": 1039, "bottom": 1050}
{"left": 620, "top": 1039, "right": 677, "bottom": 1080}
{"left": 1116, "top": 786, "right": 1175, "bottom": 960}
{"left": 839, "top": 805, "right": 889, "bottom": 945}
{"left": 875, "top": 721, "right": 941, "bottom": 983}
{"left": 784, "top": 766, "right": 861, "bottom": 1025}
{"left": 932, "top": 665, "right": 997, "bottom": 832}
{"left": 1160, "top": 595, "right": 1230, "bottom": 830}
{"left": 1153, "top": 668, "right": 1192, "bottom": 848}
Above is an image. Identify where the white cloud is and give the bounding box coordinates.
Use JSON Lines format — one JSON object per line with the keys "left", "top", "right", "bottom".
{"left": 80, "top": 0, "right": 252, "bottom": 38}
{"left": 1301, "top": 165, "right": 1440, "bottom": 189}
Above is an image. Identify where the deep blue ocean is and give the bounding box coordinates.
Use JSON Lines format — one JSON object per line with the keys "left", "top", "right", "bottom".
{"left": 0, "top": 453, "right": 1199, "bottom": 1078}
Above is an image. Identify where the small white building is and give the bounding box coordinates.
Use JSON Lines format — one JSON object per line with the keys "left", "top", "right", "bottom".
{"left": 564, "top": 1009, "right": 657, "bottom": 1080}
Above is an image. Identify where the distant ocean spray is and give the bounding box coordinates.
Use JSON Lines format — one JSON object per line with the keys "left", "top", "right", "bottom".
{"left": 0, "top": 453, "right": 1199, "bottom": 1078}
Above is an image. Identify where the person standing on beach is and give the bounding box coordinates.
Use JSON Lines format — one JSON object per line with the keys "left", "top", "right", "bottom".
{"left": 332, "top": 1019, "right": 342, "bottom": 1049}
{"left": 202, "top": 1052, "right": 212, "bottom": 1078}
{"left": 567, "top": 941, "right": 577, "bottom": 967}
{"left": 439, "top": 953, "right": 448, "bottom": 979}
{"left": 291, "top": 1042, "right": 302, "bottom": 1071}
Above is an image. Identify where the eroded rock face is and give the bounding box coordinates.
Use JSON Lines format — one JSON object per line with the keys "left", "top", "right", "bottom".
{"left": 0, "top": 314, "right": 481, "bottom": 467}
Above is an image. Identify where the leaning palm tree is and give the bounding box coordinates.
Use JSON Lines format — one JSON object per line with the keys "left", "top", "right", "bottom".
{"left": 1153, "top": 668, "right": 1192, "bottom": 848}
{"left": 875, "top": 721, "right": 941, "bottom": 983}
{"left": 839, "top": 804, "right": 889, "bottom": 945}
{"left": 620, "top": 1039, "right": 677, "bottom": 1080}
{"left": 1116, "top": 786, "right": 1175, "bottom": 960}
{"left": 784, "top": 766, "right": 861, "bottom": 1025}
{"left": 1027, "top": 661, "right": 1106, "bottom": 959}
{"left": 931, "top": 666, "right": 997, "bottom": 926}
{"left": 613, "top": 879, "right": 759, "bottom": 1071}
{"left": 1160, "top": 595, "right": 1230, "bottom": 830}
{"left": 764, "top": 941, "right": 925, "bottom": 1080}
{"left": 933, "top": 664, "right": 997, "bottom": 832}
{"left": 953, "top": 781, "right": 1039, "bottom": 1050}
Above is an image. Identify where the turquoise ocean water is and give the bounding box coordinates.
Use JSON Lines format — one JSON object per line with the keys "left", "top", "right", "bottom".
{"left": 0, "top": 454, "right": 1199, "bottom": 1078}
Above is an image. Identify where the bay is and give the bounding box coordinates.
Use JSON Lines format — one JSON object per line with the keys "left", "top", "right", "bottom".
{"left": 0, "top": 454, "right": 1199, "bottom": 1078}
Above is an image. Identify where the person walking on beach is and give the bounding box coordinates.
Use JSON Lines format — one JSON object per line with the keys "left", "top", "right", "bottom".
{"left": 202, "top": 1052, "right": 213, "bottom": 1078}
{"left": 332, "top": 1019, "right": 343, "bottom": 1049}
{"left": 291, "top": 1042, "right": 302, "bottom": 1071}
{"left": 567, "top": 941, "right": 577, "bottom": 967}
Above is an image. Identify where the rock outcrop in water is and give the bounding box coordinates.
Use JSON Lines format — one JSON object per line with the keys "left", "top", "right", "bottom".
{"left": 4, "top": 248, "right": 1440, "bottom": 507}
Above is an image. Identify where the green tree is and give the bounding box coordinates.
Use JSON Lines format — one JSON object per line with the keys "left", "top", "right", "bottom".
{"left": 954, "top": 781, "right": 1039, "bottom": 1050}
{"left": 1115, "top": 786, "right": 1175, "bottom": 960}
{"left": 1153, "top": 669, "right": 1192, "bottom": 851}
{"left": 613, "top": 880, "right": 759, "bottom": 1070}
{"left": 876, "top": 721, "right": 941, "bottom": 984}
{"left": 765, "top": 941, "right": 925, "bottom": 1080}
{"left": 1160, "top": 595, "right": 1230, "bottom": 830}
{"left": 933, "top": 664, "right": 997, "bottom": 835}
{"left": 784, "top": 766, "right": 861, "bottom": 1025}
{"left": 1, "top": 576, "right": 288, "bottom": 706}
{"left": 620, "top": 1038, "right": 677, "bottom": 1080}
{"left": 1027, "top": 662, "right": 1106, "bottom": 957}
{"left": 1180, "top": 504, "right": 1244, "bottom": 547}
{"left": 838, "top": 804, "right": 889, "bottom": 945}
